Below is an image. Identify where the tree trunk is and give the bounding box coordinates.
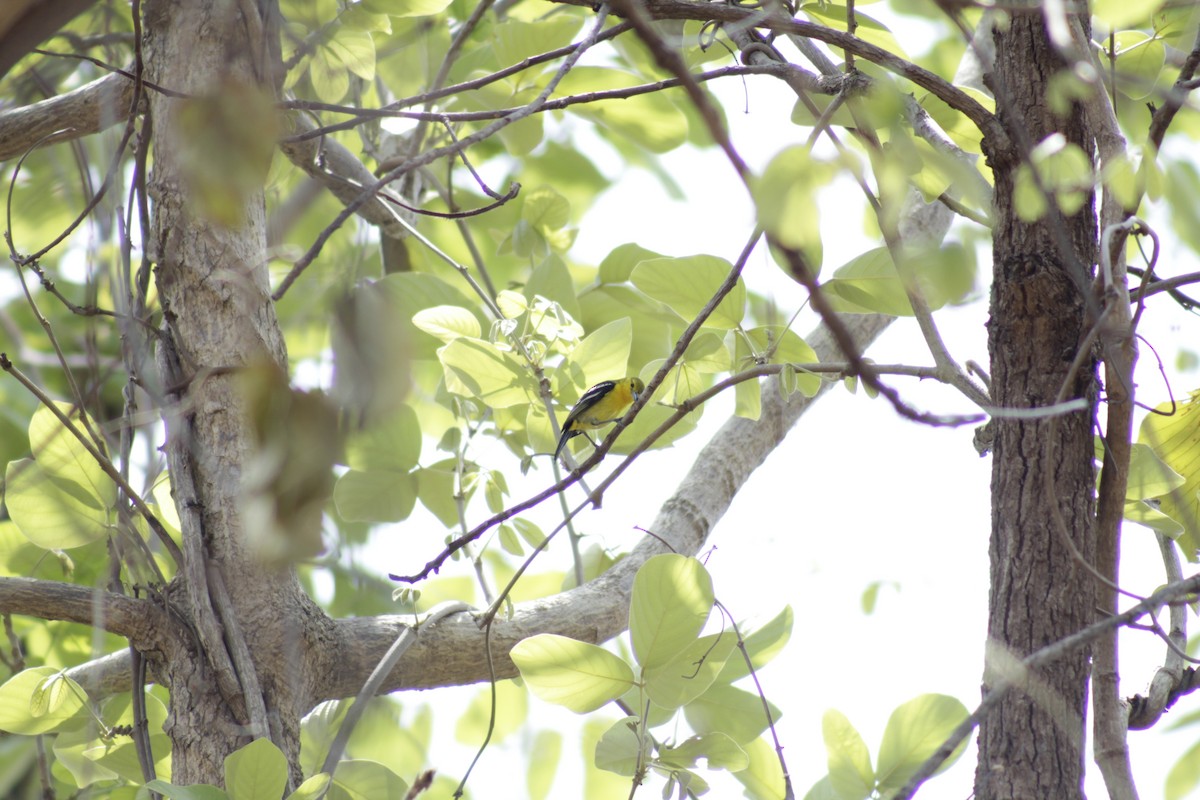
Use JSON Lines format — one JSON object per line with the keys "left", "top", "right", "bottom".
{"left": 975, "top": 10, "right": 1099, "bottom": 800}
{"left": 142, "top": 0, "right": 319, "bottom": 786}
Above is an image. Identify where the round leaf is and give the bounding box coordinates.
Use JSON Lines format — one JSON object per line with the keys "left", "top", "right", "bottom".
{"left": 629, "top": 554, "right": 714, "bottom": 669}
{"left": 5, "top": 458, "right": 111, "bottom": 549}
{"left": 631, "top": 256, "right": 745, "bottom": 329}
{"left": 875, "top": 694, "right": 969, "bottom": 791}
{"left": 822, "top": 708, "right": 874, "bottom": 800}
{"left": 511, "top": 634, "right": 635, "bottom": 713}
{"left": 225, "top": 737, "right": 288, "bottom": 800}
{"left": 0, "top": 667, "right": 85, "bottom": 734}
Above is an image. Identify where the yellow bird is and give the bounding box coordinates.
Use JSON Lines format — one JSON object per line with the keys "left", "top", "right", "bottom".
{"left": 554, "top": 377, "right": 645, "bottom": 460}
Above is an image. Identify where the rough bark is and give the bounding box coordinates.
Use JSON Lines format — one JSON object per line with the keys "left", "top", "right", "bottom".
{"left": 142, "top": 0, "right": 320, "bottom": 786}
{"left": 975, "top": 10, "right": 1098, "bottom": 800}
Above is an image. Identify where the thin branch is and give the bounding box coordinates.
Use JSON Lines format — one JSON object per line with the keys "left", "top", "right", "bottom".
{"left": 393, "top": 227, "right": 762, "bottom": 584}
{"left": 1148, "top": 23, "right": 1200, "bottom": 150}
{"left": 716, "top": 601, "right": 792, "bottom": 798}
{"left": 1127, "top": 534, "right": 1190, "bottom": 730}
{"left": 318, "top": 601, "right": 471, "bottom": 781}
{"left": 280, "top": 22, "right": 634, "bottom": 141}
{"left": 546, "top": 0, "right": 1006, "bottom": 148}
{"left": 0, "top": 354, "right": 184, "bottom": 567}
{"left": 272, "top": 4, "right": 615, "bottom": 300}
{"left": 283, "top": 63, "right": 827, "bottom": 136}
{"left": 894, "top": 572, "right": 1200, "bottom": 800}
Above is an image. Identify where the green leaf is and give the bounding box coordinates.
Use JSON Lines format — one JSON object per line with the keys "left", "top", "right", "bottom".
{"left": 388, "top": 0, "right": 453, "bottom": 17}
{"left": 1166, "top": 737, "right": 1200, "bottom": 800}
{"left": 682, "top": 332, "right": 732, "bottom": 374}
{"left": 660, "top": 732, "right": 748, "bottom": 772}
{"left": 918, "top": 87, "right": 992, "bottom": 155}
{"left": 492, "top": 16, "right": 583, "bottom": 67}
{"left": 288, "top": 774, "right": 333, "bottom": 800}
{"left": 594, "top": 716, "right": 647, "bottom": 776}
{"left": 30, "top": 671, "right": 70, "bottom": 718}
{"left": 643, "top": 632, "right": 737, "bottom": 709}
{"left": 327, "top": 760, "right": 410, "bottom": 800}
{"left": 735, "top": 365, "right": 762, "bottom": 420}
{"left": 522, "top": 185, "right": 571, "bottom": 232}
{"left": 741, "top": 328, "right": 821, "bottom": 396}
{"left": 225, "top": 737, "right": 288, "bottom": 800}
{"left": 143, "top": 781, "right": 229, "bottom": 800}
{"left": 822, "top": 709, "right": 874, "bottom": 800}
{"left": 753, "top": 146, "right": 832, "bottom": 269}
{"left": 629, "top": 554, "right": 714, "bottom": 669}
{"left": 800, "top": 3, "right": 907, "bottom": 57}
{"left": 1153, "top": 0, "right": 1200, "bottom": 49}
{"left": 860, "top": 580, "right": 898, "bottom": 614}
{"left": 455, "top": 680, "right": 527, "bottom": 745}
{"left": 875, "top": 694, "right": 969, "bottom": 791}
{"left": 55, "top": 689, "right": 170, "bottom": 785}
{"left": 28, "top": 402, "right": 115, "bottom": 506}
{"left": 0, "top": 667, "right": 85, "bottom": 734}
{"left": 344, "top": 405, "right": 422, "bottom": 472}
{"left": 310, "top": 44, "right": 350, "bottom": 103}
{"left": 439, "top": 337, "right": 537, "bottom": 408}
{"left": 1014, "top": 162, "right": 1049, "bottom": 223}
{"left": 685, "top": 683, "right": 782, "bottom": 744}
{"left": 598, "top": 243, "right": 666, "bottom": 284}
{"left": 1096, "top": 439, "right": 1185, "bottom": 500}
{"left": 527, "top": 730, "right": 562, "bottom": 800}
{"left": 559, "top": 67, "right": 688, "bottom": 153}
{"left": 511, "top": 634, "right": 635, "bottom": 713}
{"left": 1021, "top": 135, "right": 1093, "bottom": 218}
{"left": 412, "top": 305, "right": 481, "bottom": 342}
{"left": 821, "top": 247, "right": 913, "bottom": 316}
{"left": 802, "top": 775, "right": 840, "bottom": 800}
{"left": 498, "top": 523, "right": 523, "bottom": 556}
{"left": 370, "top": 272, "right": 476, "bottom": 360}
{"left": 333, "top": 469, "right": 418, "bottom": 523}
{"left": 1111, "top": 30, "right": 1166, "bottom": 101}
{"left": 87, "top": 732, "right": 175, "bottom": 783}
{"left": 631, "top": 256, "right": 745, "bottom": 329}
{"left": 526, "top": 256, "right": 580, "bottom": 320}
{"left": 415, "top": 460, "right": 464, "bottom": 528}
{"left": 327, "top": 26, "right": 375, "bottom": 81}
{"left": 583, "top": 718, "right": 635, "bottom": 799}
{"left": 732, "top": 736, "right": 788, "bottom": 800}
{"left": 341, "top": 5, "right": 391, "bottom": 32}
{"left": 1123, "top": 498, "right": 1183, "bottom": 535}
{"left": 5, "top": 458, "right": 110, "bottom": 549}
{"left": 1139, "top": 393, "right": 1200, "bottom": 558}
{"left": 568, "top": 318, "right": 634, "bottom": 388}
{"left": 1094, "top": 0, "right": 1166, "bottom": 29}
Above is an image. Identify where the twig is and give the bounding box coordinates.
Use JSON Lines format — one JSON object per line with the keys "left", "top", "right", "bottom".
{"left": 284, "top": 63, "right": 823, "bottom": 135}
{"left": 272, "top": 3, "right": 615, "bottom": 300}
{"left": 715, "top": 600, "right": 792, "bottom": 799}
{"left": 893, "top": 572, "right": 1200, "bottom": 800}
{"left": 318, "top": 601, "right": 471, "bottom": 784}
{"left": 0, "top": 354, "right": 184, "bottom": 567}
{"left": 280, "top": 22, "right": 635, "bottom": 141}
{"left": 547, "top": 0, "right": 1005, "bottom": 147}
{"left": 1127, "top": 534, "right": 1189, "bottom": 730}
